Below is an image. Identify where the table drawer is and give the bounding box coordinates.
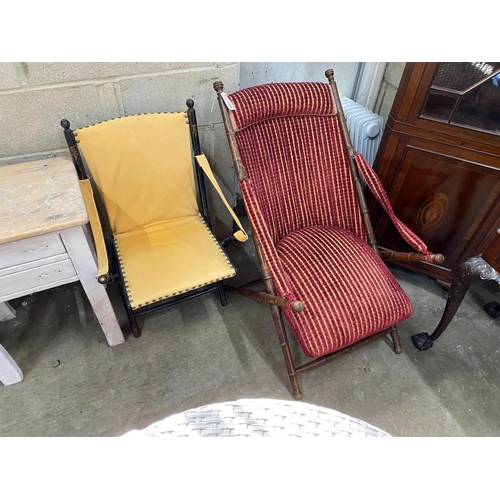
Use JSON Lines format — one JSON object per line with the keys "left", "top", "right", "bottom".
{"left": 0, "top": 258, "right": 77, "bottom": 299}
{"left": 0, "top": 233, "right": 66, "bottom": 271}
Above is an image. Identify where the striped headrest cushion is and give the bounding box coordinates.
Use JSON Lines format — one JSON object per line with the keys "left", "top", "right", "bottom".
{"left": 229, "top": 82, "right": 337, "bottom": 131}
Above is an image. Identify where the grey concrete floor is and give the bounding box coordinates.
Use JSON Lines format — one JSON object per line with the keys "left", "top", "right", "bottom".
{"left": 1, "top": 232, "right": 500, "bottom": 437}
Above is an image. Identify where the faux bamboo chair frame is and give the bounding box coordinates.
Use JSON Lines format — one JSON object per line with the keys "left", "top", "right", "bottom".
{"left": 214, "top": 70, "right": 444, "bottom": 400}
{"left": 61, "top": 100, "right": 229, "bottom": 338}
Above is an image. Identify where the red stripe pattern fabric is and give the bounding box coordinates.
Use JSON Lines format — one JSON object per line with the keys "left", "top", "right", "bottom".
{"left": 231, "top": 83, "right": 367, "bottom": 301}
{"left": 354, "top": 153, "right": 432, "bottom": 260}
{"left": 230, "top": 83, "right": 366, "bottom": 237}
{"left": 276, "top": 226, "right": 413, "bottom": 358}
{"left": 228, "top": 82, "right": 413, "bottom": 359}
{"left": 231, "top": 82, "right": 337, "bottom": 131}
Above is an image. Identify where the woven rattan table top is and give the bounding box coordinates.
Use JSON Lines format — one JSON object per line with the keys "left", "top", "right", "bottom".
{"left": 123, "top": 399, "right": 391, "bottom": 437}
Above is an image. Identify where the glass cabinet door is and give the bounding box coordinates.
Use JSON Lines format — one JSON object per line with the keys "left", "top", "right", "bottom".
{"left": 420, "top": 62, "right": 500, "bottom": 134}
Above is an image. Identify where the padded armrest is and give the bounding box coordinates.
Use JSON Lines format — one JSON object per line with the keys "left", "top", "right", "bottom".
{"left": 195, "top": 154, "right": 248, "bottom": 242}
{"left": 354, "top": 153, "right": 435, "bottom": 262}
{"left": 79, "top": 179, "right": 109, "bottom": 283}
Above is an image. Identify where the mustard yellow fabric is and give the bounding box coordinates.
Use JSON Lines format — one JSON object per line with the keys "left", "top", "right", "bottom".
{"left": 76, "top": 112, "right": 241, "bottom": 307}
{"left": 195, "top": 154, "right": 248, "bottom": 242}
{"left": 76, "top": 113, "right": 198, "bottom": 235}
{"left": 78, "top": 179, "right": 108, "bottom": 279}
{"left": 114, "top": 215, "right": 236, "bottom": 309}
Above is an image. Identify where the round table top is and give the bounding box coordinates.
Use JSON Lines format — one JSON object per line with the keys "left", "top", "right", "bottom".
{"left": 123, "top": 399, "right": 391, "bottom": 437}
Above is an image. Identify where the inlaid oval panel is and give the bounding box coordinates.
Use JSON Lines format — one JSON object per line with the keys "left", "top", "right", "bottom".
{"left": 416, "top": 192, "right": 449, "bottom": 234}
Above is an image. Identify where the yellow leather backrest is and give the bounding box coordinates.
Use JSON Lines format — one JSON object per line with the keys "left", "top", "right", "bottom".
{"left": 76, "top": 112, "right": 198, "bottom": 235}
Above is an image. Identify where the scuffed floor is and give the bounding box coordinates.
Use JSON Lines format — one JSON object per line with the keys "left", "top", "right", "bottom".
{"left": 1, "top": 233, "right": 500, "bottom": 437}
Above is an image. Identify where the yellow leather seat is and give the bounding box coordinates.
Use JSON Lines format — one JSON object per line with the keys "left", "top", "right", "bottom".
{"left": 114, "top": 215, "right": 235, "bottom": 309}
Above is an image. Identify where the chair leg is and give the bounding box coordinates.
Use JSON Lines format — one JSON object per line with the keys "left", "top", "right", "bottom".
{"left": 269, "top": 304, "right": 303, "bottom": 400}
{"left": 115, "top": 279, "right": 141, "bottom": 338}
{"left": 111, "top": 240, "right": 141, "bottom": 337}
{"left": 389, "top": 325, "right": 403, "bottom": 354}
{"left": 217, "top": 281, "right": 228, "bottom": 307}
{"left": 121, "top": 291, "right": 140, "bottom": 338}
{"left": 126, "top": 306, "right": 141, "bottom": 338}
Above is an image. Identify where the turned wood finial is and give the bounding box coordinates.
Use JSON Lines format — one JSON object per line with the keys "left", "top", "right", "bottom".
{"left": 325, "top": 68, "right": 335, "bottom": 82}
{"left": 186, "top": 98, "right": 194, "bottom": 109}
{"left": 61, "top": 119, "right": 71, "bottom": 130}
{"left": 433, "top": 254, "right": 445, "bottom": 265}
{"left": 213, "top": 81, "right": 224, "bottom": 93}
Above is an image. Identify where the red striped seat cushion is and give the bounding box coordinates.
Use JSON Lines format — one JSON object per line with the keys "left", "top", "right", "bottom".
{"left": 276, "top": 225, "right": 413, "bottom": 358}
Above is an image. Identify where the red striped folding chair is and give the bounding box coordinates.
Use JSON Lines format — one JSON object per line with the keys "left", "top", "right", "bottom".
{"left": 214, "top": 69, "right": 444, "bottom": 400}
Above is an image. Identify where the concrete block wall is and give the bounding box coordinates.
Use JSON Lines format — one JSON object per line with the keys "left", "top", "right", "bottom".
{"left": 0, "top": 62, "right": 239, "bottom": 238}
{"left": 373, "top": 62, "right": 406, "bottom": 125}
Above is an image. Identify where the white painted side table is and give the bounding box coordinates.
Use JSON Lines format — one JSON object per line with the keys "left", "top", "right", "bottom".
{"left": 0, "top": 157, "right": 125, "bottom": 386}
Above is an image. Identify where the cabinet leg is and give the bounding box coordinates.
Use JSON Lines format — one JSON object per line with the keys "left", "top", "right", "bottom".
{"left": 412, "top": 256, "right": 500, "bottom": 350}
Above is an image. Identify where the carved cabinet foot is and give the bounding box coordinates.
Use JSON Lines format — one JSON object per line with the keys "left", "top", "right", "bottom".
{"left": 412, "top": 256, "right": 500, "bottom": 350}
{"left": 411, "top": 332, "right": 433, "bottom": 351}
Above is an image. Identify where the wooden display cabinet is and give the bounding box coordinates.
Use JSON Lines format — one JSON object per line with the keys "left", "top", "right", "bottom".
{"left": 370, "top": 62, "right": 500, "bottom": 287}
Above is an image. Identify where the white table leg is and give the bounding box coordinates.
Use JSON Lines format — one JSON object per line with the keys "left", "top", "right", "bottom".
{"left": 60, "top": 226, "right": 125, "bottom": 347}
{"left": 0, "top": 302, "right": 16, "bottom": 322}
{"left": 0, "top": 344, "right": 23, "bottom": 386}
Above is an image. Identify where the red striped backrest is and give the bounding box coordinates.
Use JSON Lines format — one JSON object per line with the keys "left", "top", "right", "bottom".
{"left": 229, "top": 82, "right": 366, "bottom": 245}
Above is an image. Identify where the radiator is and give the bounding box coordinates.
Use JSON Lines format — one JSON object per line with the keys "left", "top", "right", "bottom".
{"left": 340, "top": 97, "right": 384, "bottom": 166}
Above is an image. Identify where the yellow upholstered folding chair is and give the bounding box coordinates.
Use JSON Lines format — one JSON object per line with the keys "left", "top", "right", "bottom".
{"left": 61, "top": 100, "right": 247, "bottom": 337}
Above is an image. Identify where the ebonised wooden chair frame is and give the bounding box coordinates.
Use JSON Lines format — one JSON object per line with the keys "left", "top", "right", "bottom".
{"left": 61, "top": 99, "right": 228, "bottom": 338}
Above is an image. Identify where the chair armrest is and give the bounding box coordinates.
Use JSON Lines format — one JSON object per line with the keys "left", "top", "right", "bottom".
{"left": 78, "top": 179, "right": 109, "bottom": 283}
{"left": 225, "top": 285, "right": 304, "bottom": 312}
{"left": 379, "top": 248, "right": 445, "bottom": 265}
{"left": 354, "top": 154, "right": 438, "bottom": 262}
{"left": 195, "top": 154, "right": 248, "bottom": 242}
